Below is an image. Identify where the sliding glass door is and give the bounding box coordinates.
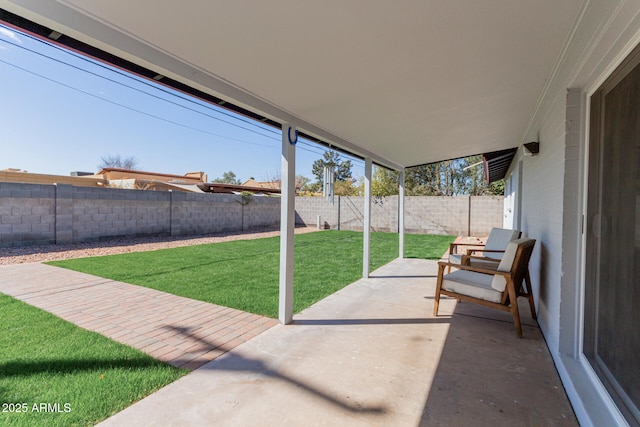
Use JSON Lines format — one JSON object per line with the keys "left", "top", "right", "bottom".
{"left": 586, "top": 45, "right": 640, "bottom": 426}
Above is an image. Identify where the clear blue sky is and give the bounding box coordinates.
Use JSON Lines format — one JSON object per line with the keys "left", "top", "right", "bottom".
{"left": 0, "top": 24, "right": 364, "bottom": 183}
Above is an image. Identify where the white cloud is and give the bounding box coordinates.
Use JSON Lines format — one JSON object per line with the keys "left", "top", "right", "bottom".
{"left": 0, "top": 27, "right": 22, "bottom": 44}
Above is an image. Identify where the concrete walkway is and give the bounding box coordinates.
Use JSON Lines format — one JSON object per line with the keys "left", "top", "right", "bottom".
{"left": 75, "top": 258, "right": 577, "bottom": 427}
{"left": 0, "top": 263, "right": 277, "bottom": 370}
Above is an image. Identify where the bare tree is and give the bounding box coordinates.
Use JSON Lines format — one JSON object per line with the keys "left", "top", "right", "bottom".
{"left": 295, "top": 175, "right": 311, "bottom": 191}
{"left": 262, "top": 169, "right": 281, "bottom": 184}
{"left": 98, "top": 155, "right": 140, "bottom": 170}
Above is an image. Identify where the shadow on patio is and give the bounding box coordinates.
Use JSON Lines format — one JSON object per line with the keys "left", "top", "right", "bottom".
{"left": 420, "top": 297, "right": 576, "bottom": 426}
{"left": 98, "top": 258, "right": 577, "bottom": 427}
{"left": 164, "top": 325, "right": 388, "bottom": 416}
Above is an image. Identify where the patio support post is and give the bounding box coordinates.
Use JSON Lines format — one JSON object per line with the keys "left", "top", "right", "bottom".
{"left": 363, "top": 157, "right": 372, "bottom": 278}
{"left": 399, "top": 169, "right": 405, "bottom": 258}
{"left": 279, "top": 123, "right": 296, "bottom": 324}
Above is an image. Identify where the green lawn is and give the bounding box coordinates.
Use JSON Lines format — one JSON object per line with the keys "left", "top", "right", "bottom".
{"left": 0, "top": 294, "right": 187, "bottom": 427}
{"left": 48, "top": 230, "right": 454, "bottom": 318}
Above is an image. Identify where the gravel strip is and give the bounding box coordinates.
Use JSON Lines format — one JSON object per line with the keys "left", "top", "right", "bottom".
{"left": 0, "top": 227, "right": 320, "bottom": 265}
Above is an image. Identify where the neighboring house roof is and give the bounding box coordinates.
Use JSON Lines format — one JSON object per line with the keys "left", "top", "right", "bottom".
{"left": 162, "top": 183, "right": 207, "bottom": 193}
{"left": 0, "top": 168, "right": 212, "bottom": 192}
{"left": 0, "top": 169, "right": 105, "bottom": 187}
{"left": 199, "top": 182, "right": 280, "bottom": 195}
{"left": 95, "top": 168, "right": 207, "bottom": 184}
{"left": 106, "top": 179, "right": 207, "bottom": 193}
{"left": 96, "top": 171, "right": 281, "bottom": 194}
{"left": 241, "top": 179, "right": 281, "bottom": 190}
{"left": 0, "top": 167, "right": 282, "bottom": 194}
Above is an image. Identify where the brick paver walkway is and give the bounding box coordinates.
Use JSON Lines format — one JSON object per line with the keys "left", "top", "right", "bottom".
{"left": 0, "top": 263, "right": 278, "bottom": 370}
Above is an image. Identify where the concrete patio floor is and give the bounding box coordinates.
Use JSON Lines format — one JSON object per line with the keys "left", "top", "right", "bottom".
{"left": 88, "top": 257, "right": 578, "bottom": 427}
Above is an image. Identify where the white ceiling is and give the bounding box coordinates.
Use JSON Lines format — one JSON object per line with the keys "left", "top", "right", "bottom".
{"left": 2, "top": 0, "right": 585, "bottom": 169}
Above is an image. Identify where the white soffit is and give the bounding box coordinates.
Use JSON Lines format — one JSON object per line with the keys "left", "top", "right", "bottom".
{"left": 2, "top": 0, "right": 585, "bottom": 168}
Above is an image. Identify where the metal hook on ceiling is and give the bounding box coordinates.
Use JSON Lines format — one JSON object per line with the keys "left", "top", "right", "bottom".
{"left": 288, "top": 127, "right": 298, "bottom": 145}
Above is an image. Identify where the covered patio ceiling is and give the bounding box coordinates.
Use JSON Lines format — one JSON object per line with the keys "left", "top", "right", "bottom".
{"left": 1, "top": 0, "right": 585, "bottom": 169}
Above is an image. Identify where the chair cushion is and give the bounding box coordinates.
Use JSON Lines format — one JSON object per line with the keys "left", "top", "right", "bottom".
{"left": 449, "top": 253, "right": 463, "bottom": 265}
{"left": 468, "top": 258, "right": 500, "bottom": 269}
{"left": 490, "top": 238, "right": 531, "bottom": 291}
{"left": 442, "top": 270, "right": 502, "bottom": 303}
{"left": 452, "top": 256, "right": 500, "bottom": 269}
{"left": 463, "top": 228, "right": 519, "bottom": 262}
{"left": 484, "top": 228, "right": 521, "bottom": 252}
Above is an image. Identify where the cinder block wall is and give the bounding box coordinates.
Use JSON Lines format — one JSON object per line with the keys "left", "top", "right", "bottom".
{"left": 292, "top": 196, "right": 339, "bottom": 229}
{"left": 0, "top": 183, "right": 56, "bottom": 247}
{"left": 71, "top": 186, "right": 170, "bottom": 242}
{"left": 246, "top": 196, "right": 280, "bottom": 230}
{"left": 295, "top": 195, "right": 503, "bottom": 236}
{"left": 404, "top": 196, "right": 468, "bottom": 235}
{"left": 335, "top": 196, "right": 399, "bottom": 232}
{"left": 470, "top": 196, "right": 504, "bottom": 236}
{"left": 373, "top": 196, "right": 399, "bottom": 232}
{"left": 337, "top": 196, "right": 364, "bottom": 230}
{"left": 171, "top": 192, "right": 241, "bottom": 236}
{"left": 0, "top": 182, "right": 502, "bottom": 247}
{"left": 170, "top": 192, "right": 279, "bottom": 235}
{"left": 0, "top": 183, "right": 281, "bottom": 247}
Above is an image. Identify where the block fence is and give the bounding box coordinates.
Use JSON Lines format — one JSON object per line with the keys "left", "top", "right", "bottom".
{"left": 294, "top": 195, "right": 504, "bottom": 236}
{"left": 0, "top": 183, "right": 279, "bottom": 247}
{"left": 0, "top": 182, "right": 503, "bottom": 247}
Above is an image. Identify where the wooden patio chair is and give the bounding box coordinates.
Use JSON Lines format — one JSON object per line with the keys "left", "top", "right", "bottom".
{"left": 434, "top": 238, "right": 536, "bottom": 337}
{"left": 448, "top": 227, "right": 521, "bottom": 272}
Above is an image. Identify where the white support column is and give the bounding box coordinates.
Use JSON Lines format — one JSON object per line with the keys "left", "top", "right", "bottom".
{"left": 399, "top": 169, "right": 405, "bottom": 259}
{"left": 279, "top": 123, "right": 296, "bottom": 324}
{"left": 363, "top": 158, "right": 372, "bottom": 278}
